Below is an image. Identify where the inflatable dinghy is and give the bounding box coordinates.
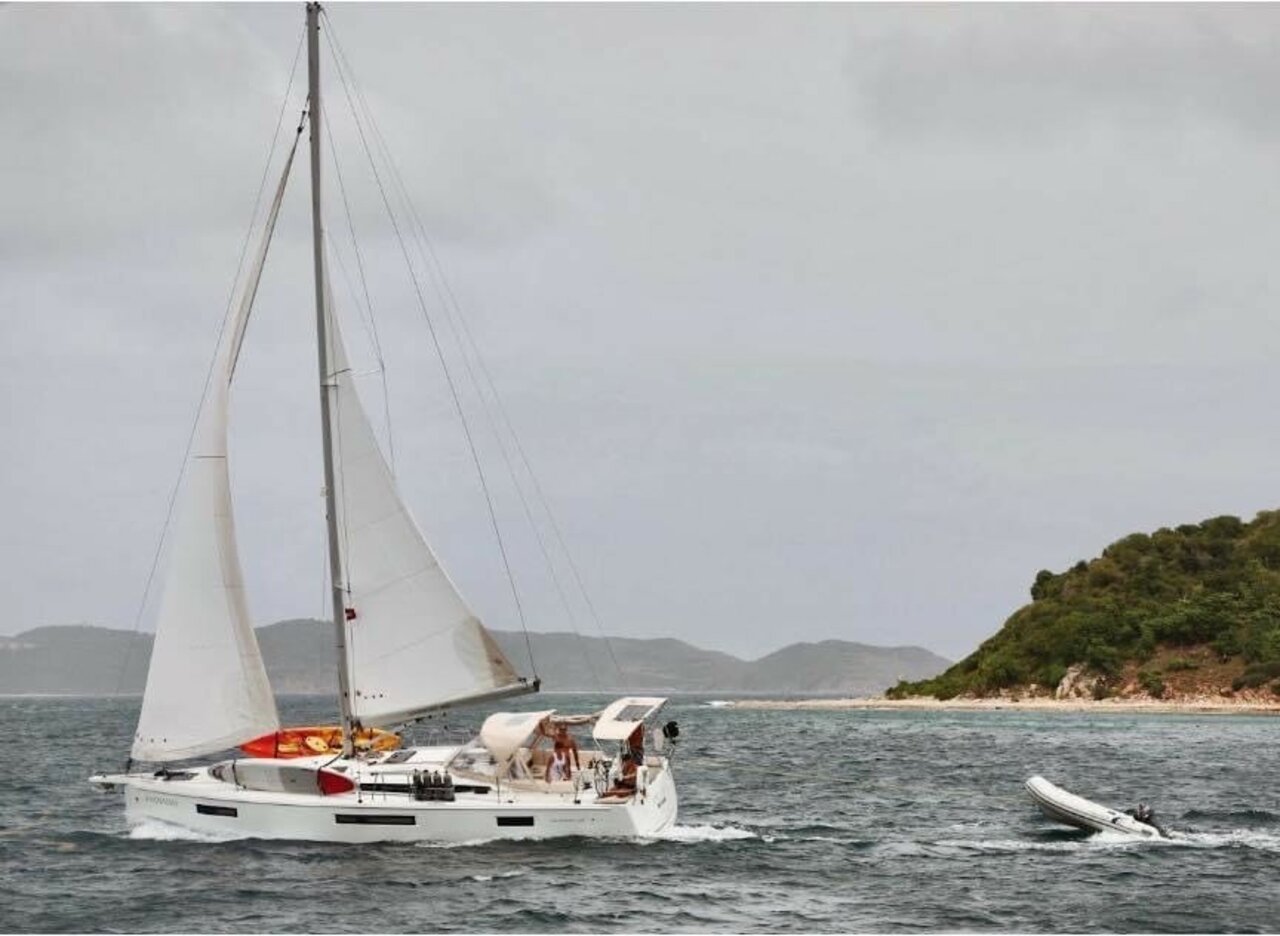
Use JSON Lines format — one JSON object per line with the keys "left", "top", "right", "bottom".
{"left": 1025, "top": 775, "right": 1169, "bottom": 838}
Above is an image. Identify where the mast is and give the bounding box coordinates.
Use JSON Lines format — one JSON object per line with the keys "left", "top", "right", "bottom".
{"left": 306, "top": 0, "right": 357, "bottom": 754}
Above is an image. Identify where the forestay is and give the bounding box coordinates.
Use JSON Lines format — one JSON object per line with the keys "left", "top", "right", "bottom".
{"left": 132, "top": 144, "right": 299, "bottom": 761}
{"left": 323, "top": 275, "right": 528, "bottom": 726}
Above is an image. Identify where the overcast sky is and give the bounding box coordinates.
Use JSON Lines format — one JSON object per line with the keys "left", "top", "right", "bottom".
{"left": 4, "top": 3, "right": 1280, "bottom": 662}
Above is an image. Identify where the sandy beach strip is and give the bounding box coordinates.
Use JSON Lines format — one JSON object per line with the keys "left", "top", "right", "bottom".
{"left": 727, "top": 696, "right": 1280, "bottom": 715}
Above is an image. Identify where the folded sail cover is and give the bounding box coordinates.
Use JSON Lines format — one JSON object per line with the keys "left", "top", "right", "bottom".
{"left": 324, "top": 275, "right": 526, "bottom": 726}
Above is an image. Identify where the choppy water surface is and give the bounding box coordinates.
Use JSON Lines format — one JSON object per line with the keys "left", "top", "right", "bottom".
{"left": 2, "top": 695, "right": 1279, "bottom": 932}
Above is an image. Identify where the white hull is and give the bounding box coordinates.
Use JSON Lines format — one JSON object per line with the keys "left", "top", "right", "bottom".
{"left": 1025, "top": 775, "right": 1164, "bottom": 838}
{"left": 96, "top": 749, "right": 677, "bottom": 844}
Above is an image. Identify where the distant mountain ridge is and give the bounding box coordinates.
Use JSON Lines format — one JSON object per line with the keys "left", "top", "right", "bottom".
{"left": 0, "top": 620, "right": 948, "bottom": 696}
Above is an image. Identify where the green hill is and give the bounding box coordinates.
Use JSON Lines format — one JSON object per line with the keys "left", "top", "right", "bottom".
{"left": 889, "top": 511, "right": 1280, "bottom": 700}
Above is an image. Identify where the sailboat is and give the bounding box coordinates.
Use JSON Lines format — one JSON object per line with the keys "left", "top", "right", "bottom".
{"left": 89, "top": 3, "right": 679, "bottom": 843}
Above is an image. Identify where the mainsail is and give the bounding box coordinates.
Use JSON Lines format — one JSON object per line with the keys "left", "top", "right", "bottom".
{"left": 131, "top": 144, "right": 300, "bottom": 762}
{"left": 323, "top": 273, "right": 529, "bottom": 726}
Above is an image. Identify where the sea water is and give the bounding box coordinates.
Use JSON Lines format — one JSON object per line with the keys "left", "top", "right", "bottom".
{"left": 2, "top": 694, "right": 1278, "bottom": 933}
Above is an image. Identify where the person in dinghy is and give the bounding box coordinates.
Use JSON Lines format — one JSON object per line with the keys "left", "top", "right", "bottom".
{"left": 1127, "top": 802, "right": 1170, "bottom": 838}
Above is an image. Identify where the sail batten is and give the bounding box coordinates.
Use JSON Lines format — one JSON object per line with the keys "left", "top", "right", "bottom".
{"left": 323, "top": 271, "right": 528, "bottom": 724}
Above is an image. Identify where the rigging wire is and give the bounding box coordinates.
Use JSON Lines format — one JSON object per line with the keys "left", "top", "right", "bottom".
{"left": 327, "top": 237, "right": 381, "bottom": 378}
{"left": 345, "top": 133, "right": 605, "bottom": 688}
{"left": 112, "top": 27, "right": 308, "bottom": 704}
{"left": 323, "top": 112, "right": 397, "bottom": 480}
{"left": 325, "top": 27, "right": 617, "bottom": 681}
{"left": 320, "top": 10, "right": 624, "bottom": 684}
{"left": 320, "top": 13, "right": 539, "bottom": 680}
{"left": 326, "top": 100, "right": 602, "bottom": 690}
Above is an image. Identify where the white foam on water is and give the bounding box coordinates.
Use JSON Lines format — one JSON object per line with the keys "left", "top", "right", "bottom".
{"left": 705, "top": 700, "right": 734, "bottom": 708}
{"left": 1083, "top": 828, "right": 1156, "bottom": 845}
{"left": 1165, "top": 829, "right": 1280, "bottom": 852}
{"left": 644, "top": 823, "right": 757, "bottom": 844}
{"left": 469, "top": 870, "right": 528, "bottom": 882}
{"left": 958, "top": 838, "right": 1143, "bottom": 854}
{"left": 127, "top": 820, "right": 244, "bottom": 844}
{"left": 415, "top": 837, "right": 505, "bottom": 850}
{"left": 936, "top": 827, "right": 1280, "bottom": 855}
{"left": 919, "top": 828, "right": 1156, "bottom": 855}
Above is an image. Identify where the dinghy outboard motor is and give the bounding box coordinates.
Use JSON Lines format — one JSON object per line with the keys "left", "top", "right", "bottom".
{"left": 1129, "top": 802, "right": 1169, "bottom": 838}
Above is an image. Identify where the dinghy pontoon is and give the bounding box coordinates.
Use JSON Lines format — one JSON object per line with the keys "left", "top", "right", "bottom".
{"left": 1025, "top": 775, "right": 1169, "bottom": 838}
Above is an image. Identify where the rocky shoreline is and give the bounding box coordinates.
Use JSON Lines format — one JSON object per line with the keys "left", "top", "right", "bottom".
{"left": 728, "top": 695, "right": 1280, "bottom": 714}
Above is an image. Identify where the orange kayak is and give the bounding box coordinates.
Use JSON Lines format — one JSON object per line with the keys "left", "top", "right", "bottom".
{"left": 240, "top": 725, "right": 401, "bottom": 759}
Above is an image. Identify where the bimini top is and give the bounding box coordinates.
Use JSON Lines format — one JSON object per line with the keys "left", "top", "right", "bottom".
{"left": 592, "top": 697, "right": 667, "bottom": 742}
{"left": 479, "top": 710, "right": 555, "bottom": 771}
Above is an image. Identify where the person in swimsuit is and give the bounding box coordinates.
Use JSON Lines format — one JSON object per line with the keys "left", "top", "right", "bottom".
{"left": 552, "top": 723, "right": 580, "bottom": 774}
{"left": 546, "top": 746, "right": 571, "bottom": 782}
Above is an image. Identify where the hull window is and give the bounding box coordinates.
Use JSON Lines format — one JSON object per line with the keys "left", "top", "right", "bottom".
{"left": 334, "top": 814, "right": 416, "bottom": 825}
{"left": 496, "top": 816, "right": 534, "bottom": 827}
{"left": 195, "top": 804, "right": 238, "bottom": 817}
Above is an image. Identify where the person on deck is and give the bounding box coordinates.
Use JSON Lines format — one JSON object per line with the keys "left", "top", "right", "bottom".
{"left": 553, "top": 722, "right": 581, "bottom": 775}
{"left": 614, "top": 725, "right": 645, "bottom": 792}
{"left": 625, "top": 724, "right": 644, "bottom": 763}
{"left": 546, "top": 745, "right": 572, "bottom": 782}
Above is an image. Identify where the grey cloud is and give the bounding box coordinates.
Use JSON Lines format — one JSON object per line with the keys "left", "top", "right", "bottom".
{"left": 6, "top": 4, "right": 1280, "bottom": 664}
{"left": 0, "top": 5, "right": 302, "bottom": 257}
{"left": 846, "top": 4, "right": 1280, "bottom": 142}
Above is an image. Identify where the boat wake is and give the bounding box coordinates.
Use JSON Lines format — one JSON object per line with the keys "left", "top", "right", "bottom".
{"left": 410, "top": 823, "right": 758, "bottom": 850}
{"left": 127, "top": 820, "right": 246, "bottom": 844}
{"left": 931, "top": 830, "right": 1163, "bottom": 854}
{"left": 1163, "top": 829, "right": 1280, "bottom": 852}
{"left": 938, "top": 827, "right": 1280, "bottom": 855}
{"left": 642, "top": 823, "right": 757, "bottom": 844}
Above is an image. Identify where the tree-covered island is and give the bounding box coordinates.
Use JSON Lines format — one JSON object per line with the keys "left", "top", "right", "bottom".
{"left": 889, "top": 511, "right": 1280, "bottom": 702}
